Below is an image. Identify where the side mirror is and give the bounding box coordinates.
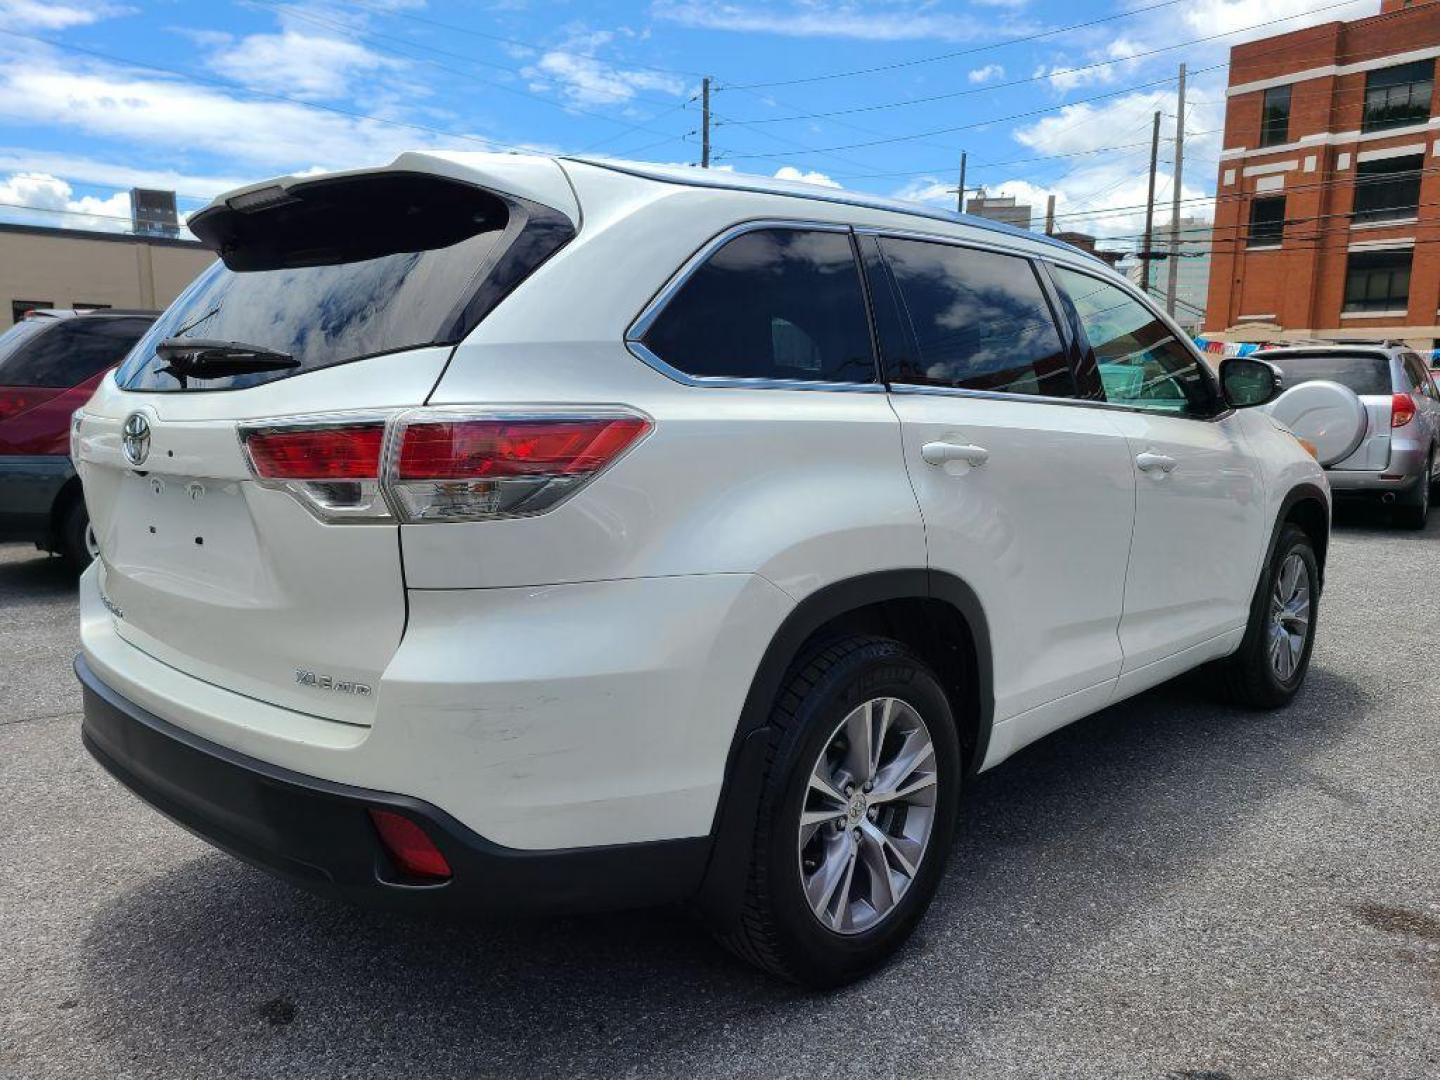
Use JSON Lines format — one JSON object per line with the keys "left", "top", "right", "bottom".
{"left": 1220, "top": 356, "right": 1283, "bottom": 409}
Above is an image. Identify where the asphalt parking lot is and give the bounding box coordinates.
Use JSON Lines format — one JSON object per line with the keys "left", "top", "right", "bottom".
{"left": 2, "top": 510, "right": 1438, "bottom": 1080}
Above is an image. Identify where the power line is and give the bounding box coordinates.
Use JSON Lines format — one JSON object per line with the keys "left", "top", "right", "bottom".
{"left": 0, "top": 26, "right": 698, "bottom": 167}
{"left": 721, "top": 0, "right": 1197, "bottom": 90}
{"left": 248, "top": 1, "right": 691, "bottom": 134}
{"left": 717, "top": 0, "right": 1368, "bottom": 126}
{"left": 719, "top": 65, "right": 1226, "bottom": 161}
{"left": 0, "top": 28, "right": 535, "bottom": 154}
{"left": 339, "top": 0, "right": 707, "bottom": 80}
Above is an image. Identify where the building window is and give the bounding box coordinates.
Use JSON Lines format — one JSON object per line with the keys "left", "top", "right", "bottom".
{"left": 1353, "top": 154, "right": 1424, "bottom": 222}
{"left": 1248, "top": 197, "right": 1287, "bottom": 247}
{"left": 1343, "top": 249, "right": 1412, "bottom": 312}
{"left": 1363, "top": 60, "right": 1434, "bottom": 133}
{"left": 1260, "top": 84, "right": 1292, "bottom": 147}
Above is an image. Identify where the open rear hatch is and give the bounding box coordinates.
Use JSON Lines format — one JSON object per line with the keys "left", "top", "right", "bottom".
{"left": 74, "top": 157, "right": 576, "bottom": 725}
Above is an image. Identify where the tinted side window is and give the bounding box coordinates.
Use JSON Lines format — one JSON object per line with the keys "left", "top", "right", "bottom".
{"left": 1051, "top": 265, "right": 1218, "bottom": 417}
{"left": 878, "top": 237, "right": 1072, "bottom": 396}
{"left": 0, "top": 318, "right": 151, "bottom": 387}
{"left": 641, "top": 228, "right": 875, "bottom": 384}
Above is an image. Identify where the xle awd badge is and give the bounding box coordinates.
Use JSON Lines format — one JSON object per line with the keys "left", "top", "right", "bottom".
{"left": 122, "top": 413, "right": 151, "bottom": 467}
{"left": 295, "top": 669, "right": 373, "bottom": 697}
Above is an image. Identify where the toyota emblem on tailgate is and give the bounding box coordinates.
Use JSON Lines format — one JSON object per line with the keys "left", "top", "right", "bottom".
{"left": 122, "top": 413, "right": 151, "bottom": 466}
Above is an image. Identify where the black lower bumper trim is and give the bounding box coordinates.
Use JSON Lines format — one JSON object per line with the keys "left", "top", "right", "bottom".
{"left": 76, "top": 654, "right": 709, "bottom": 913}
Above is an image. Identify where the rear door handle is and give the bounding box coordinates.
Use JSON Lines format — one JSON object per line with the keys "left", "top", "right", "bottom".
{"left": 1135, "top": 452, "right": 1177, "bottom": 473}
{"left": 921, "top": 441, "right": 990, "bottom": 467}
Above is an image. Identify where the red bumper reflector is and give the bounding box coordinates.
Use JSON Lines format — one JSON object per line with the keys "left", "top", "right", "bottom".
{"left": 368, "top": 808, "right": 452, "bottom": 880}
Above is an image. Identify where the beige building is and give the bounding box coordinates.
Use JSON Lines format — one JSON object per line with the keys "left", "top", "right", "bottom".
{"left": 1, "top": 221, "right": 213, "bottom": 328}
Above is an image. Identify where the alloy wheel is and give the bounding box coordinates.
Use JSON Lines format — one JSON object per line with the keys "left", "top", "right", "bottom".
{"left": 1268, "top": 552, "right": 1311, "bottom": 682}
{"left": 797, "top": 697, "right": 938, "bottom": 935}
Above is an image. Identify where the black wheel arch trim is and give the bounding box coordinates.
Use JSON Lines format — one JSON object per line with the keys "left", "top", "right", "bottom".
{"left": 1272, "top": 482, "right": 1330, "bottom": 590}
{"left": 1232, "top": 481, "right": 1330, "bottom": 665}
{"left": 695, "top": 568, "right": 993, "bottom": 929}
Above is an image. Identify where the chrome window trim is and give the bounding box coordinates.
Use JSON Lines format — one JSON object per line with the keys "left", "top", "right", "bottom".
{"left": 887, "top": 381, "right": 1234, "bottom": 421}
{"left": 852, "top": 223, "right": 1076, "bottom": 267}
{"left": 624, "top": 340, "right": 885, "bottom": 393}
{"left": 624, "top": 218, "right": 884, "bottom": 393}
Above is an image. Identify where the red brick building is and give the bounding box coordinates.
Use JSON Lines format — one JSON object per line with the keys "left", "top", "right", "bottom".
{"left": 1206, "top": 0, "right": 1440, "bottom": 346}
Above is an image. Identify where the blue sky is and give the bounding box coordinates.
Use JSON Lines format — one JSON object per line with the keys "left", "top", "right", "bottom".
{"left": 0, "top": 0, "right": 1380, "bottom": 247}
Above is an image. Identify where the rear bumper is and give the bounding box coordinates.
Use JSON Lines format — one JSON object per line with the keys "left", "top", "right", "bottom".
{"left": 1327, "top": 437, "right": 1428, "bottom": 493}
{"left": 77, "top": 654, "right": 709, "bottom": 913}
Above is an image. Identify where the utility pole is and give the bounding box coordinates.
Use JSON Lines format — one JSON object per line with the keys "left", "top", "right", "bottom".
{"left": 957, "top": 151, "right": 967, "bottom": 214}
{"left": 1166, "top": 62, "right": 1187, "bottom": 318}
{"left": 1141, "top": 109, "right": 1161, "bottom": 297}
{"left": 1044, "top": 193, "right": 1056, "bottom": 235}
{"left": 701, "top": 77, "right": 711, "bottom": 168}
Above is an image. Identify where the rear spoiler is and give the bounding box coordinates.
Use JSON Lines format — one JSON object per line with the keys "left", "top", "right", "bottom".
{"left": 193, "top": 152, "right": 580, "bottom": 235}
{"left": 188, "top": 154, "right": 579, "bottom": 273}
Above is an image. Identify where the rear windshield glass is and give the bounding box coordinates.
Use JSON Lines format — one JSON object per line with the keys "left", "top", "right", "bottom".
{"left": 117, "top": 174, "right": 573, "bottom": 392}
{"left": 1266, "top": 352, "right": 1392, "bottom": 396}
{"left": 0, "top": 317, "right": 152, "bottom": 387}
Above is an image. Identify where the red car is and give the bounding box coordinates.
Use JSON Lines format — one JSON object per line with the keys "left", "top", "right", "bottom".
{"left": 0, "top": 308, "right": 156, "bottom": 569}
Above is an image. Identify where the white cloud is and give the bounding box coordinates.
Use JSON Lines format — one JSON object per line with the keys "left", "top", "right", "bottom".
{"left": 0, "top": 51, "right": 516, "bottom": 176}
{"left": 773, "top": 165, "right": 840, "bottom": 187}
{"left": 0, "top": 172, "right": 133, "bottom": 233}
{"left": 997, "top": 91, "right": 1220, "bottom": 238}
{"left": 651, "top": 0, "right": 1001, "bottom": 43}
{"left": 886, "top": 91, "right": 1224, "bottom": 241}
{"left": 892, "top": 176, "right": 954, "bottom": 206}
{"left": 1037, "top": 37, "right": 1147, "bottom": 93}
{"left": 0, "top": 0, "right": 132, "bottom": 31}
{"left": 0, "top": 148, "right": 246, "bottom": 200}
{"left": 968, "top": 64, "right": 1005, "bottom": 85}
{"left": 206, "top": 30, "right": 407, "bottom": 101}
{"left": 1180, "top": 0, "right": 1375, "bottom": 39}
{"left": 522, "top": 31, "right": 688, "bottom": 107}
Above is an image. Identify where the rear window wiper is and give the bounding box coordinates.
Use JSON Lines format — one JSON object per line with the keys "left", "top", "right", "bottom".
{"left": 154, "top": 338, "right": 299, "bottom": 380}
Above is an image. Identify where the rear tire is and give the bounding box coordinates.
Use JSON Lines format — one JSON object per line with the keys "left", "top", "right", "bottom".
{"left": 1395, "top": 453, "right": 1431, "bottom": 530}
{"left": 1216, "top": 524, "right": 1319, "bottom": 709}
{"left": 714, "top": 636, "right": 961, "bottom": 988}
{"left": 58, "top": 498, "right": 96, "bottom": 574}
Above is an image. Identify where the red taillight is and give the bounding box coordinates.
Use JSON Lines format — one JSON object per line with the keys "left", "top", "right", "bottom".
{"left": 242, "top": 423, "right": 386, "bottom": 479}
{"left": 1391, "top": 392, "right": 1416, "bottom": 428}
{"left": 238, "top": 409, "right": 651, "bottom": 523}
{"left": 396, "top": 417, "right": 649, "bottom": 480}
{"left": 389, "top": 413, "right": 651, "bottom": 522}
{"left": 368, "top": 809, "right": 452, "bottom": 881}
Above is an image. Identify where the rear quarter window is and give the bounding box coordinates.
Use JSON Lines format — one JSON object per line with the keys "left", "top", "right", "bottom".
{"left": 638, "top": 227, "right": 877, "bottom": 385}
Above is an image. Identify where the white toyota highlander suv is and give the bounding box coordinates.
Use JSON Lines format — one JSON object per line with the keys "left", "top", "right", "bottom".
{"left": 73, "top": 153, "right": 1329, "bottom": 987}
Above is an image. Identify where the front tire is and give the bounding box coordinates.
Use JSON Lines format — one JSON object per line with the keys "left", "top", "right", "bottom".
{"left": 716, "top": 636, "right": 961, "bottom": 987}
{"left": 1216, "top": 524, "right": 1319, "bottom": 709}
